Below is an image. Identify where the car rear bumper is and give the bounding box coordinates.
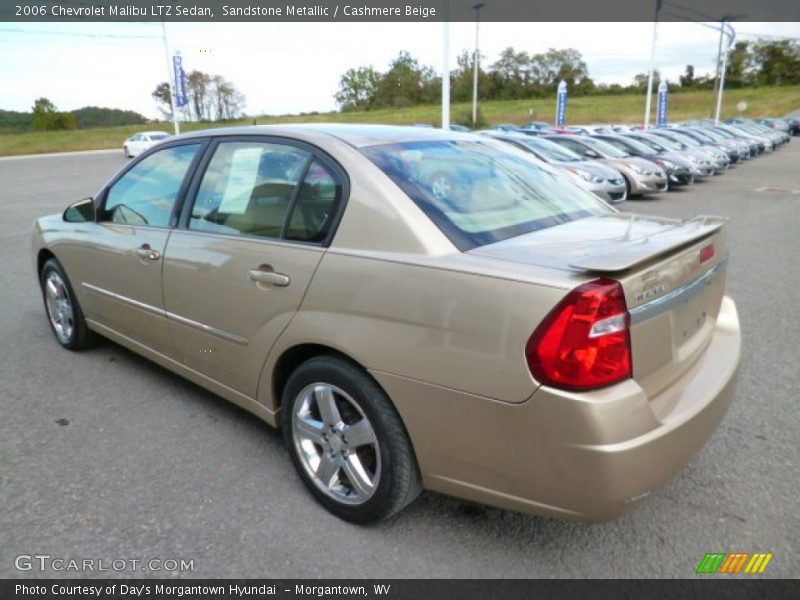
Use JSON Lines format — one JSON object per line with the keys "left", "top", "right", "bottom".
{"left": 374, "top": 296, "right": 741, "bottom": 522}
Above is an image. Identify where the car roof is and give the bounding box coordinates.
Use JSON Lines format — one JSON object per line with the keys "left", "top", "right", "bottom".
{"left": 170, "top": 123, "right": 474, "bottom": 148}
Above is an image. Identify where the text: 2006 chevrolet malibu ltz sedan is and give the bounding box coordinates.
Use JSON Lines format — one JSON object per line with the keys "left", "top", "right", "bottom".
{"left": 32, "top": 125, "right": 741, "bottom": 523}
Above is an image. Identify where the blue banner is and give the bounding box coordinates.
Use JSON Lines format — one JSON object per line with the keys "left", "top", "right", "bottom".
{"left": 173, "top": 54, "right": 188, "bottom": 108}
{"left": 556, "top": 80, "right": 568, "bottom": 127}
{"left": 657, "top": 80, "right": 668, "bottom": 127}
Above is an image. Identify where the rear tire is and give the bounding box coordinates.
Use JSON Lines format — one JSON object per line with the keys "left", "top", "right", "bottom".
{"left": 282, "top": 356, "right": 422, "bottom": 523}
{"left": 40, "top": 258, "right": 95, "bottom": 351}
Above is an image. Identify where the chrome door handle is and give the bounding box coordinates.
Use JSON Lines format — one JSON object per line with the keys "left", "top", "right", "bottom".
{"left": 248, "top": 265, "right": 290, "bottom": 287}
{"left": 134, "top": 244, "right": 161, "bottom": 261}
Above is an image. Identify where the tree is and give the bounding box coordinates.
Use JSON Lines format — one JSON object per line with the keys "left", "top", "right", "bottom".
{"left": 152, "top": 82, "right": 173, "bottom": 119}
{"left": 186, "top": 70, "right": 211, "bottom": 121}
{"left": 31, "top": 97, "right": 76, "bottom": 131}
{"left": 374, "top": 51, "right": 436, "bottom": 108}
{"left": 451, "top": 50, "right": 492, "bottom": 102}
{"left": 679, "top": 65, "right": 695, "bottom": 88}
{"left": 725, "top": 41, "right": 755, "bottom": 88}
{"left": 334, "top": 66, "right": 381, "bottom": 111}
{"left": 490, "top": 47, "right": 531, "bottom": 98}
{"left": 153, "top": 73, "right": 245, "bottom": 121}
{"left": 633, "top": 69, "right": 660, "bottom": 92}
{"left": 751, "top": 39, "right": 800, "bottom": 85}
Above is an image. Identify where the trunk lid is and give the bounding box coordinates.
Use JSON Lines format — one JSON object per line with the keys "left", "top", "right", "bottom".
{"left": 470, "top": 213, "right": 729, "bottom": 401}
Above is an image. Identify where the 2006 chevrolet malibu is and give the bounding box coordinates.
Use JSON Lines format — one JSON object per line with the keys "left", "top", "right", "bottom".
{"left": 32, "top": 125, "right": 741, "bottom": 523}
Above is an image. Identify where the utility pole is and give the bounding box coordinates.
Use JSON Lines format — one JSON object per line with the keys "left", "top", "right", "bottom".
{"left": 471, "top": 3, "right": 486, "bottom": 126}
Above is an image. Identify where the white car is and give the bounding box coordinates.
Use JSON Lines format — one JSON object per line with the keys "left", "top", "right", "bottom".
{"left": 123, "top": 131, "right": 170, "bottom": 158}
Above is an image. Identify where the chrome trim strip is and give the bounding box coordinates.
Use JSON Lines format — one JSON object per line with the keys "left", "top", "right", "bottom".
{"left": 81, "top": 282, "right": 163, "bottom": 317}
{"left": 81, "top": 283, "right": 248, "bottom": 346}
{"left": 165, "top": 311, "right": 249, "bottom": 346}
{"left": 629, "top": 257, "right": 728, "bottom": 325}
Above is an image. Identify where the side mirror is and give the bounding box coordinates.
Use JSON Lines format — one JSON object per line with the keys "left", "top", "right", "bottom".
{"left": 63, "top": 197, "right": 96, "bottom": 223}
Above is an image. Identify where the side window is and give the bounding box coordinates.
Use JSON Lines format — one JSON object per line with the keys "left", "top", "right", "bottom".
{"left": 189, "top": 141, "right": 310, "bottom": 239}
{"left": 102, "top": 144, "right": 200, "bottom": 227}
{"left": 285, "top": 160, "right": 343, "bottom": 243}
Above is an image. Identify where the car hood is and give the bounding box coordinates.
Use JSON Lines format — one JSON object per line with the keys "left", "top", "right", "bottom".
{"left": 469, "top": 213, "right": 726, "bottom": 273}
{"left": 560, "top": 160, "right": 622, "bottom": 180}
{"left": 602, "top": 156, "right": 664, "bottom": 176}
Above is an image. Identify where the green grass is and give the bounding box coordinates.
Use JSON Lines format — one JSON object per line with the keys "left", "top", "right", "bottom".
{"left": 1, "top": 86, "right": 798, "bottom": 157}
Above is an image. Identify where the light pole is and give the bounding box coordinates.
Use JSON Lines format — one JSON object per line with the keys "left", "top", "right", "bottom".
{"left": 471, "top": 3, "right": 485, "bottom": 126}
{"left": 643, "top": 0, "right": 663, "bottom": 129}
{"left": 714, "top": 22, "right": 736, "bottom": 125}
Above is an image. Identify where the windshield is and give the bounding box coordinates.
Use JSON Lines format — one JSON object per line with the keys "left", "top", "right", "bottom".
{"left": 632, "top": 135, "right": 668, "bottom": 152}
{"left": 602, "top": 136, "right": 655, "bottom": 155}
{"left": 692, "top": 128, "right": 724, "bottom": 142}
{"left": 659, "top": 130, "right": 700, "bottom": 147}
{"left": 519, "top": 137, "right": 583, "bottom": 162}
{"left": 361, "top": 140, "right": 612, "bottom": 251}
{"left": 581, "top": 137, "right": 630, "bottom": 158}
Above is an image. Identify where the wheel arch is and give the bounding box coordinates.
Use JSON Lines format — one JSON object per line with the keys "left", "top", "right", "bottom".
{"left": 270, "top": 343, "right": 370, "bottom": 415}
{"left": 37, "top": 248, "right": 57, "bottom": 275}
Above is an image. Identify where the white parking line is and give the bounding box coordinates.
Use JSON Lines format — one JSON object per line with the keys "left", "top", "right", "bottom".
{"left": 0, "top": 148, "right": 121, "bottom": 162}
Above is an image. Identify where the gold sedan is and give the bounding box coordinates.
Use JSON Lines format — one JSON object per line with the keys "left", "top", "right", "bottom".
{"left": 32, "top": 125, "right": 741, "bottom": 523}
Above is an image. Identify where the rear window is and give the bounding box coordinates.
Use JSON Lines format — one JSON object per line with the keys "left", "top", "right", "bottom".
{"left": 149, "top": 133, "right": 169, "bottom": 141}
{"left": 361, "top": 140, "right": 612, "bottom": 250}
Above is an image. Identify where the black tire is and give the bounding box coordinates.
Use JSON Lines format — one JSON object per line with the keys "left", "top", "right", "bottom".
{"left": 282, "top": 355, "right": 422, "bottom": 524}
{"left": 40, "top": 258, "right": 95, "bottom": 351}
{"left": 124, "top": 146, "right": 131, "bottom": 158}
{"left": 622, "top": 174, "right": 633, "bottom": 197}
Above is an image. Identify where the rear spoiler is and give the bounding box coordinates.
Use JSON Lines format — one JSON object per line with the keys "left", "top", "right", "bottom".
{"left": 569, "top": 214, "right": 727, "bottom": 273}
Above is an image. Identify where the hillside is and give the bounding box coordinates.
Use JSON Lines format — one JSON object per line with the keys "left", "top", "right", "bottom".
{"left": 1, "top": 86, "right": 798, "bottom": 157}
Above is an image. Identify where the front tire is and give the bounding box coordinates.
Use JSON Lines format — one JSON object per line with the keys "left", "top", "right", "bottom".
{"left": 40, "top": 258, "right": 94, "bottom": 351}
{"left": 282, "top": 356, "right": 422, "bottom": 523}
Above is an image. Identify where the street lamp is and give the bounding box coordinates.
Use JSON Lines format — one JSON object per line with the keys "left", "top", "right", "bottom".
{"left": 643, "top": 0, "right": 663, "bottom": 129}
{"left": 714, "top": 21, "right": 736, "bottom": 125}
{"left": 471, "top": 3, "right": 486, "bottom": 126}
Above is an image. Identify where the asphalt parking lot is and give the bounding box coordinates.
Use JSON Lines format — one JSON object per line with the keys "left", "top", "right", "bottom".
{"left": 1, "top": 142, "right": 798, "bottom": 579}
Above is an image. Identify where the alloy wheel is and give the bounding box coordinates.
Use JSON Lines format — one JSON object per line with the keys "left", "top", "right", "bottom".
{"left": 44, "top": 271, "right": 75, "bottom": 344}
{"left": 291, "top": 383, "right": 381, "bottom": 505}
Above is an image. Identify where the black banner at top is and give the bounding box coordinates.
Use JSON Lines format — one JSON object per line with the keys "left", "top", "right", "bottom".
{"left": 2, "top": 0, "right": 799, "bottom": 22}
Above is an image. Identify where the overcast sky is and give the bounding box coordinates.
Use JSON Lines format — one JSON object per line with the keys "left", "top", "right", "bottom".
{"left": 0, "top": 21, "right": 797, "bottom": 118}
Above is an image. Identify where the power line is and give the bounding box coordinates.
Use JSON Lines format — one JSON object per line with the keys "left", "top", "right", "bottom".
{"left": 0, "top": 27, "right": 159, "bottom": 39}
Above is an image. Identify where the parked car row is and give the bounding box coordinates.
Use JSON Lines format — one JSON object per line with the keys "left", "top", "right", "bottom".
{"left": 481, "top": 117, "right": 792, "bottom": 202}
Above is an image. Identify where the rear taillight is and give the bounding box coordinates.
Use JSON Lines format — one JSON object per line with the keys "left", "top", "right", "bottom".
{"left": 699, "top": 244, "right": 715, "bottom": 264}
{"left": 526, "top": 278, "right": 632, "bottom": 391}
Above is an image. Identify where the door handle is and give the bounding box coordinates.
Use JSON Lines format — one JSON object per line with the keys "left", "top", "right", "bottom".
{"left": 134, "top": 244, "right": 161, "bottom": 261}
{"left": 248, "top": 265, "right": 290, "bottom": 287}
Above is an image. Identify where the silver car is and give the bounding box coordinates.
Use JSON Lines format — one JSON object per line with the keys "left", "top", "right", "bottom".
{"left": 481, "top": 131, "right": 628, "bottom": 202}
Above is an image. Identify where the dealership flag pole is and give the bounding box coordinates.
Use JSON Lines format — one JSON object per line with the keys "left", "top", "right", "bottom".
{"left": 556, "top": 80, "right": 568, "bottom": 127}
{"left": 643, "top": 0, "right": 662, "bottom": 129}
{"left": 657, "top": 80, "right": 669, "bottom": 126}
{"left": 161, "top": 22, "right": 179, "bottom": 135}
